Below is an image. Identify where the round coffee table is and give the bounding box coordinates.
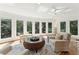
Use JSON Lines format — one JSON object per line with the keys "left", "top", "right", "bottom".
{"left": 23, "top": 37, "right": 45, "bottom": 52}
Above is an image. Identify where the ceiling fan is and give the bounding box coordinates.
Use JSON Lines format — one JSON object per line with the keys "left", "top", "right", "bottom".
{"left": 48, "top": 6, "right": 71, "bottom": 15}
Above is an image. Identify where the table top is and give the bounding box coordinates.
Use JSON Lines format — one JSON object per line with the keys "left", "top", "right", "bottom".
{"left": 24, "top": 37, "right": 44, "bottom": 43}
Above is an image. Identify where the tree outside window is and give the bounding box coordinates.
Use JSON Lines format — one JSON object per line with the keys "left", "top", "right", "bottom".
{"left": 48, "top": 22, "right": 52, "bottom": 33}
{"left": 1, "top": 19, "right": 11, "bottom": 38}
{"left": 16, "top": 20, "right": 23, "bottom": 35}
{"left": 60, "top": 22, "right": 66, "bottom": 32}
{"left": 70, "top": 20, "right": 78, "bottom": 35}
{"left": 27, "top": 22, "right": 32, "bottom": 34}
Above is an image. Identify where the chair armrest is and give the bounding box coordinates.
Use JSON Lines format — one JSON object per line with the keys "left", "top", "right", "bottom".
{"left": 0, "top": 45, "right": 12, "bottom": 54}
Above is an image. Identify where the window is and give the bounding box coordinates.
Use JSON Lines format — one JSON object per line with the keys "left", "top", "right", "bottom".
{"left": 42, "top": 22, "right": 46, "bottom": 33}
{"left": 60, "top": 22, "right": 66, "bottom": 32}
{"left": 16, "top": 20, "right": 23, "bottom": 35}
{"left": 27, "top": 22, "right": 32, "bottom": 34}
{"left": 70, "top": 20, "right": 78, "bottom": 35}
{"left": 48, "top": 22, "right": 52, "bottom": 33}
{"left": 1, "top": 19, "right": 11, "bottom": 38}
{"left": 35, "top": 22, "right": 39, "bottom": 34}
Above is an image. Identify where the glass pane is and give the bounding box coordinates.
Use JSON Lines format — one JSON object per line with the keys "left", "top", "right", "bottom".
{"left": 1, "top": 19, "right": 11, "bottom": 38}
{"left": 60, "top": 22, "right": 66, "bottom": 32}
{"left": 27, "top": 22, "right": 32, "bottom": 34}
{"left": 70, "top": 20, "right": 78, "bottom": 35}
{"left": 42, "top": 22, "right": 46, "bottom": 33}
{"left": 16, "top": 20, "right": 23, "bottom": 35}
{"left": 35, "top": 22, "right": 39, "bottom": 34}
{"left": 48, "top": 22, "right": 52, "bottom": 33}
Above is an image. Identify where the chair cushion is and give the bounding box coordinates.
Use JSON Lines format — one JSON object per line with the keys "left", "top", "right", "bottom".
{"left": 63, "top": 33, "right": 71, "bottom": 40}
{"left": 59, "top": 35, "right": 63, "bottom": 40}
{"left": 55, "top": 32, "right": 71, "bottom": 41}
{"left": 55, "top": 40, "right": 69, "bottom": 52}
{"left": 55, "top": 33, "right": 63, "bottom": 40}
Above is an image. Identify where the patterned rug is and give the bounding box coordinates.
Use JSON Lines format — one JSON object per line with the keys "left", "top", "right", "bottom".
{"left": 7, "top": 39, "right": 74, "bottom": 55}
{"left": 24, "top": 40, "right": 56, "bottom": 55}
{"left": 8, "top": 40, "right": 57, "bottom": 55}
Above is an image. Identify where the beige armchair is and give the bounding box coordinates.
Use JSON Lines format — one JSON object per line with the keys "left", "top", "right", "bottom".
{"left": 54, "top": 32, "right": 71, "bottom": 53}
{"left": 54, "top": 40, "right": 69, "bottom": 52}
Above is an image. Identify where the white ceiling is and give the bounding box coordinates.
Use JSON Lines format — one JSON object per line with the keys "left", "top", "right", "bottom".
{"left": 0, "top": 3, "right": 79, "bottom": 18}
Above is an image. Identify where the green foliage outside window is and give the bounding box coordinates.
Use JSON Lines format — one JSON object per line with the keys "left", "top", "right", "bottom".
{"left": 48, "top": 22, "right": 52, "bottom": 33}
{"left": 42, "top": 22, "right": 46, "bottom": 33}
{"left": 1, "top": 19, "right": 11, "bottom": 38}
{"left": 70, "top": 20, "right": 78, "bottom": 35}
{"left": 27, "top": 22, "right": 32, "bottom": 34}
{"left": 16, "top": 20, "right": 23, "bottom": 35}
{"left": 35, "top": 22, "right": 39, "bottom": 34}
{"left": 60, "top": 22, "right": 66, "bottom": 32}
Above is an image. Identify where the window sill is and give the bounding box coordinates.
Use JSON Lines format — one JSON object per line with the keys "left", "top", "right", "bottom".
{"left": 0, "top": 37, "right": 20, "bottom": 44}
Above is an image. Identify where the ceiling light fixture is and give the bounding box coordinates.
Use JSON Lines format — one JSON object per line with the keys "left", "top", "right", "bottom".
{"left": 48, "top": 7, "right": 71, "bottom": 15}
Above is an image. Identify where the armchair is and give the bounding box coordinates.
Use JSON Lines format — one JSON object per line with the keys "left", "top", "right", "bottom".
{"left": 54, "top": 32, "right": 71, "bottom": 53}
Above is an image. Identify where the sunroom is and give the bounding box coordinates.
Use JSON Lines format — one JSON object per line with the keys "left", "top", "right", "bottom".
{"left": 0, "top": 3, "right": 78, "bottom": 55}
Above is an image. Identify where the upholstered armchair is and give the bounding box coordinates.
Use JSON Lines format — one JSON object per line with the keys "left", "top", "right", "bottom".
{"left": 54, "top": 32, "right": 71, "bottom": 53}
{"left": 54, "top": 40, "right": 70, "bottom": 52}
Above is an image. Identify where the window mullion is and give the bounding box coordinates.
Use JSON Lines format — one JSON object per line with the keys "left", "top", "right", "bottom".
{"left": 12, "top": 19, "right": 16, "bottom": 38}
{"left": 23, "top": 20, "right": 27, "bottom": 35}
{"left": 32, "top": 22, "right": 35, "bottom": 35}
{"left": 46, "top": 22, "right": 48, "bottom": 34}
{"left": 0, "top": 19, "right": 1, "bottom": 39}
{"left": 40, "top": 22, "right": 42, "bottom": 34}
